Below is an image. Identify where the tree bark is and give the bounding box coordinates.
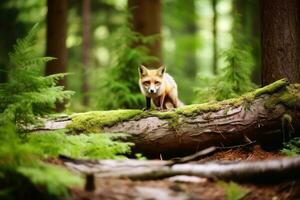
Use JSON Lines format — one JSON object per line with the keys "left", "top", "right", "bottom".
{"left": 45, "top": 0, "right": 68, "bottom": 111}
{"left": 82, "top": 0, "right": 90, "bottom": 106}
{"left": 212, "top": 0, "right": 218, "bottom": 75}
{"left": 128, "top": 0, "right": 162, "bottom": 67}
{"left": 261, "top": 0, "right": 300, "bottom": 85}
{"left": 44, "top": 79, "right": 300, "bottom": 157}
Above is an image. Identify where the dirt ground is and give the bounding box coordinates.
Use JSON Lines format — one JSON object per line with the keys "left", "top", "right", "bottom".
{"left": 67, "top": 145, "right": 300, "bottom": 200}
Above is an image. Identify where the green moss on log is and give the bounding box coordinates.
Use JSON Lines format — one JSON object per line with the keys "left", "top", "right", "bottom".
{"left": 264, "top": 84, "right": 300, "bottom": 109}
{"left": 176, "top": 79, "right": 289, "bottom": 116}
{"left": 67, "top": 110, "right": 143, "bottom": 132}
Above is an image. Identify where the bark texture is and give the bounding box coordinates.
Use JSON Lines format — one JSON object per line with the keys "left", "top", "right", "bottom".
{"left": 128, "top": 0, "right": 162, "bottom": 66}
{"left": 45, "top": 0, "right": 68, "bottom": 111}
{"left": 212, "top": 0, "right": 218, "bottom": 75}
{"left": 261, "top": 0, "right": 300, "bottom": 85}
{"left": 44, "top": 80, "right": 300, "bottom": 157}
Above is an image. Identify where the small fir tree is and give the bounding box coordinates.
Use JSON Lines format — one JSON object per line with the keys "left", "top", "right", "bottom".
{"left": 98, "top": 15, "right": 157, "bottom": 109}
{"left": 0, "top": 24, "right": 73, "bottom": 129}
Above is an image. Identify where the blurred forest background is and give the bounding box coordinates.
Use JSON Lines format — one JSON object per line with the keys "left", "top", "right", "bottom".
{"left": 0, "top": 0, "right": 261, "bottom": 112}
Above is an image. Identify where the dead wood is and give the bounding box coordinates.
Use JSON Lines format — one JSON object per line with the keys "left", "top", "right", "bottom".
{"left": 63, "top": 156, "right": 300, "bottom": 183}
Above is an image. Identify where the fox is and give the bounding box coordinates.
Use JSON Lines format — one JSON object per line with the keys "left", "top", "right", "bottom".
{"left": 138, "top": 65, "right": 184, "bottom": 110}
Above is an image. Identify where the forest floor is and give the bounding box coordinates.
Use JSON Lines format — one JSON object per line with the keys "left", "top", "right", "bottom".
{"left": 50, "top": 145, "right": 300, "bottom": 200}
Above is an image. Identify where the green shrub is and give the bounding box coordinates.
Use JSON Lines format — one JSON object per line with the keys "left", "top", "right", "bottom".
{"left": 0, "top": 24, "right": 73, "bottom": 129}
{"left": 281, "top": 138, "right": 300, "bottom": 156}
{"left": 27, "top": 130, "right": 133, "bottom": 159}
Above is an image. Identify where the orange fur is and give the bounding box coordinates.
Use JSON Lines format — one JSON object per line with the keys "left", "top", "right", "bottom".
{"left": 138, "top": 65, "right": 184, "bottom": 110}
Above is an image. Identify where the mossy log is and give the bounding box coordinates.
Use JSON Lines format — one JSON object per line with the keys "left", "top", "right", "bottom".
{"left": 46, "top": 79, "right": 300, "bottom": 157}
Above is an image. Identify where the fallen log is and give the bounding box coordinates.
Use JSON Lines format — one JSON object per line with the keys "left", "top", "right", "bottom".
{"left": 44, "top": 79, "right": 300, "bottom": 157}
{"left": 62, "top": 156, "right": 300, "bottom": 182}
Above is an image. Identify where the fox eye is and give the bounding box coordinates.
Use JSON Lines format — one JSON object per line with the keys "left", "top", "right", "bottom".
{"left": 143, "top": 81, "right": 150, "bottom": 85}
{"left": 155, "top": 81, "right": 161, "bottom": 85}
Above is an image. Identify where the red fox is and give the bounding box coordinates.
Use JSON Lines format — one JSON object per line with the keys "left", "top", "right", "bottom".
{"left": 138, "top": 65, "right": 184, "bottom": 110}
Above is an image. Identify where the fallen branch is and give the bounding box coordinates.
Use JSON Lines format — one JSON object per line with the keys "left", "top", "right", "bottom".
{"left": 63, "top": 156, "right": 300, "bottom": 182}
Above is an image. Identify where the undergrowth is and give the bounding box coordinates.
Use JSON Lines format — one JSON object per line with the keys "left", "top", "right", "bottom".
{"left": 194, "top": 15, "right": 256, "bottom": 103}
{"left": 0, "top": 24, "right": 80, "bottom": 200}
{"left": 219, "top": 181, "right": 249, "bottom": 200}
{"left": 27, "top": 130, "right": 133, "bottom": 159}
{"left": 281, "top": 138, "right": 300, "bottom": 156}
{"left": 0, "top": 123, "right": 83, "bottom": 200}
{"left": 0, "top": 24, "right": 73, "bottom": 130}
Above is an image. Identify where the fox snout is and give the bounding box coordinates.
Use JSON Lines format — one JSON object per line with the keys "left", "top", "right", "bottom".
{"left": 148, "top": 86, "right": 157, "bottom": 94}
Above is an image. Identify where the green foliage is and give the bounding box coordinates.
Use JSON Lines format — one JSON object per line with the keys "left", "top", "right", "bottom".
{"left": 0, "top": 123, "right": 83, "bottom": 199}
{"left": 27, "top": 130, "right": 133, "bottom": 159}
{"left": 0, "top": 24, "right": 73, "bottom": 128}
{"left": 214, "top": 43, "right": 256, "bottom": 100}
{"left": 281, "top": 138, "right": 300, "bottom": 156}
{"left": 219, "top": 181, "right": 249, "bottom": 200}
{"left": 98, "top": 15, "right": 157, "bottom": 109}
{"left": 194, "top": 15, "right": 256, "bottom": 103}
{"left": 0, "top": 25, "right": 81, "bottom": 199}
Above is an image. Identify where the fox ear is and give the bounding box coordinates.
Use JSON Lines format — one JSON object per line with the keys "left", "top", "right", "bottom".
{"left": 139, "top": 65, "right": 148, "bottom": 76}
{"left": 157, "top": 65, "right": 166, "bottom": 76}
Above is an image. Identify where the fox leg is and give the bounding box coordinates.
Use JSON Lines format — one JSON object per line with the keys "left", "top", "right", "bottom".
{"left": 168, "top": 90, "right": 180, "bottom": 108}
{"left": 145, "top": 96, "right": 151, "bottom": 110}
{"left": 159, "top": 94, "right": 166, "bottom": 110}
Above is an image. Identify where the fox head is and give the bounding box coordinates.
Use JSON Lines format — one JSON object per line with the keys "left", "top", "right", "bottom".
{"left": 139, "top": 65, "right": 165, "bottom": 95}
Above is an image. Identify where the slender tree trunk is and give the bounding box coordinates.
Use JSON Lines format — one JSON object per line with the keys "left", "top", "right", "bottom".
{"left": 212, "top": 0, "right": 218, "bottom": 75}
{"left": 82, "top": 0, "right": 90, "bottom": 106}
{"left": 128, "top": 0, "right": 162, "bottom": 67}
{"left": 234, "top": 0, "right": 261, "bottom": 84}
{"left": 261, "top": 0, "right": 300, "bottom": 85}
{"left": 45, "top": 0, "right": 68, "bottom": 111}
{"left": 183, "top": 0, "right": 197, "bottom": 79}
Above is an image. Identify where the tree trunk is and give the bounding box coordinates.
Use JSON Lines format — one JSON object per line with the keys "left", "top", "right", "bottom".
{"left": 43, "top": 79, "right": 300, "bottom": 157}
{"left": 212, "top": 0, "right": 218, "bottom": 75}
{"left": 128, "top": 0, "right": 162, "bottom": 67}
{"left": 261, "top": 0, "right": 300, "bottom": 85}
{"left": 45, "top": 0, "right": 68, "bottom": 111}
{"left": 82, "top": 0, "right": 90, "bottom": 106}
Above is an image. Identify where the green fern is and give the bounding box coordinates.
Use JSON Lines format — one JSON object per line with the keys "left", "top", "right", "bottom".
{"left": 27, "top": 130, "right": 133, "bottom": 159}
{"left": 0, "top": 24, "right": 73, "bottom": 128}
{"left": 0, "top": 123, "right": 82, "bottom": 199}
{"left": 0, "top": 24, "right": 81, "bottom": 199}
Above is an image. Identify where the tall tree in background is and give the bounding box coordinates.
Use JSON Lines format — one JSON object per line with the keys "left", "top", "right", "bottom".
{"left": 163, "top": 0, "right": 198, "bottom": 104}
{"left": 128, "top": 0, "right": 162, "bottom": 66}
{"left": 212, "top": 0, "right": 218, "bottom": 75}
{"left": 82, "top": 0, "right": 90, "bottom": 106}
{"left": 45, "top": 0, "right": 68, "bottom": 111}
{"left": 234, "top": 0, "right": 260, "bottom": 84}
{"left": 261, "top": 0, "right": 300, "bottom": 85}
